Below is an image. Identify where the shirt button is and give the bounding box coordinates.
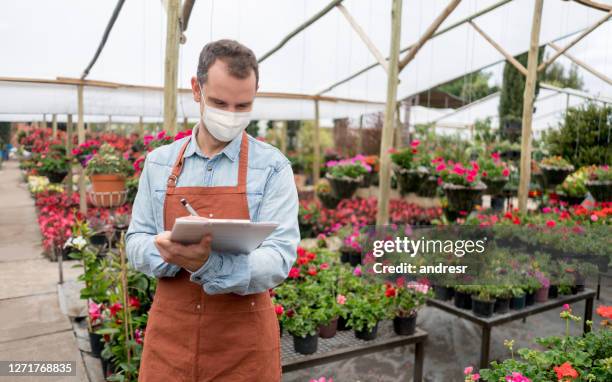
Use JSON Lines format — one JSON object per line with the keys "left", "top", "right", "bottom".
{"left": 251, "top": 301, "right": 255, "bottom": 306}
{"left": 209, "top": 213, "right": 214, "bottom": 218}
{"left": 207, "top": 165, "right": 212, "bottom": 171}
{"left": 196, "top": 304, "right": 201, "bottom": 310}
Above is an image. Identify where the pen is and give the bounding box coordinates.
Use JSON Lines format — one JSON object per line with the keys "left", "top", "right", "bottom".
{"left": 180, "top": 198, "right": 200, "bottom": 216}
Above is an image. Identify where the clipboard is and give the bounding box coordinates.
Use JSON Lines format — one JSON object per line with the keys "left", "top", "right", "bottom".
{"left": 169, "top": 216, "right": 279, "bottom": 254}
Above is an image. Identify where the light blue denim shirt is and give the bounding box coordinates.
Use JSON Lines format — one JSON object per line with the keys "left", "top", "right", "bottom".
{"left": 126, "top": 125, "right": 300, "bottom": 295}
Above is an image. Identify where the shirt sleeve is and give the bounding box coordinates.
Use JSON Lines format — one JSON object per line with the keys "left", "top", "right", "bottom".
{"left": 189, "top": 161, "right": 300, "bottom": 295}
{"left": 126, "top": 156, "right": 181, "bottom": 278}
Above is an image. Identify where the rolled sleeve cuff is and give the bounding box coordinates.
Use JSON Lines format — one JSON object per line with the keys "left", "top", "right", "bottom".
{"left": 189, "top": 252, "right": 223, "bottom": 284}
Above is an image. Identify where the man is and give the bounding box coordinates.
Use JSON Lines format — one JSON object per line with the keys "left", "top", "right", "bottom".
{"left": 126, "top": 39, "right": 299, "bottom": 382}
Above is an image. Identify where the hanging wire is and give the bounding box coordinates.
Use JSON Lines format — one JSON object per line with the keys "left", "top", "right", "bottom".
{"left": 210, "top": 0, "right": 215, "bottom": 40}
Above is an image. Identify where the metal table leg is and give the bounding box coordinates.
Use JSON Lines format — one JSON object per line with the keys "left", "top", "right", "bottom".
{"left": 480, "top": 326, "right": 491, "bottom": 370}
{"left": 584, "top": 296, "right": 594, "bottom": 334}
{"left": 414, "top": 341, "right": 424, "bottom": 382}
{"left": 596, "top": 273, "right": 601, "bottom": 300}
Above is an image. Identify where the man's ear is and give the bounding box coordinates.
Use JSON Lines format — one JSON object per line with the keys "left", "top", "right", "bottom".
{"left": 191, "top": 76, "right": 201, "bottom": 102}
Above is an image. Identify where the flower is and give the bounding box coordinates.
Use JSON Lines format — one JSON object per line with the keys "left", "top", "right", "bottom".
{"left": 505, "top": 372, "right": 531, "bottom": 382}
{"left": 320, "top": 263, "right": 330, "bottom": 270}
{"left": 554, "top": 362, "right": 579, "bottom": 381}
{"left": 464, "top": 367, "right": 473, "bottom": 375}
{"left": 288, "top": 267, "right": 300, "bottom": 279}
{"left": 274, "top": 304, "right": 284, "bottom": 316}
{"left": 385, "top": 286, "right": 397, "bottom": 297}
{"left": 546, "top": 220, "right": 556, "bottom": 228}
{"left": 134, "top": 328, "right": 144, "bottom": 345}
{"left": 88, "top": 302, "right": 102, "bottom": 324}
{"left": 502, "top": 168, "right": 510, "bottom": 177}
{"left": 353, "top": 266, "right": 362, "bottom": 277}
{"left": 128, "top": 296, "right": 141, "bottom": 310}
{"left": 307, "top": 266, "right": 318, "bottom": 276}
{"left": 542, "top": 207, "right": 552, "bottom": 213}
{"left": 596, "top": 305, "right": 612, "bottom": 319}
{"left": 410, "top": 140, "right": 420, "bottom": 148}
{"left": 109, "top": 302, "right": 123, "bottom": 317}
{"left": 309, "top": 378, "right": 333, "bottom": 382}
{"left": 336, "top": 294, "right": 346, "bottom": 305}
{"left": 562, "top": 304, "right": 570, "bottom": 311}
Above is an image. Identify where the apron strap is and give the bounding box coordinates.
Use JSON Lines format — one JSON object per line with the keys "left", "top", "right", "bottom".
{"left": 167, "top": 132, "right": 249, "bottom": 190}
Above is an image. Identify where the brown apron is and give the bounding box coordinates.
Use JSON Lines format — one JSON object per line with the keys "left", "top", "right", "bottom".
{"left": 139, "top": 133, "right": 281, "bottom": 382}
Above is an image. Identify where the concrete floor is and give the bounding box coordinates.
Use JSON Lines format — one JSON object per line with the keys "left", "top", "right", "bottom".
{"left": 0, "top": 160, "right": 87, "bottom": 382}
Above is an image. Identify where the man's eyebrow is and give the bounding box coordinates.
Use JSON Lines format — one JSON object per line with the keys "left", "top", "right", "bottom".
{"left": 208, "top": 96, "right": 226, "bottom": 103}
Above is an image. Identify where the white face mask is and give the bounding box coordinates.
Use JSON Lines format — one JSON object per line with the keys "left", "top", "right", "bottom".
{"left": 200, "top": 88, "right": 252, "bottom": 142}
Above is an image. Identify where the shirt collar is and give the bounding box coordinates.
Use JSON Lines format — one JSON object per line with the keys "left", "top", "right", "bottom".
{"left": 183, "top": 123, "right": 242, "bottom": 162}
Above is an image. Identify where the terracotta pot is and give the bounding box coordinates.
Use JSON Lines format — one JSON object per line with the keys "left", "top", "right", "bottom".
{"left": 535, "top": 286, "right": 549, "bottom": 303}
{"left": 90, "top": 174, "right": 126, "bottom": 193}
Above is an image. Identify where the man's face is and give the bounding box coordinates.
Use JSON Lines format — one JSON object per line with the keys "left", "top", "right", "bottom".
{"left": 191, "top": 59, "right": 257, "bottom": 115}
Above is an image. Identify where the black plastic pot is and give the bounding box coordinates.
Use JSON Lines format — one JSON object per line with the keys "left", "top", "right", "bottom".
{"left": 393, "top": 315, "right": 417, "bottom": 336}
{"left": 540, "top": 166, "right": 573, "bottom": 188}
{"left": 557, "top": 193, "right": 585, "bottom": 206}
{"left": 586, "top": 180, "right": 612, "bottom": 202}
{"left": 525, "top": 292, "right": 535, "bottom": 306}
{"left": 318, "top": 192, "right": 342, "bottom": 209}
{"left": 453, "top": 290, "right": 473, "bottom": 310}
{"left": 395, "top": 169, "right": 428, "bottom": 195}
{"left": 44, "top": 171, "right": 68, "bottom": 184}
{"left": 327, "top": 176, "right": 361, "bottom": 199}
{"left": 340, "top": 247, "right": 358, "bottom": 264}
{"left": 494, "top": 297, "right": 510, "bottom": 314}
{"left": 483, "top": 178, "right": 508, "bottom": 196}
{"left": 89, "top": 331, "right": 104, "bottom": 358}
{"left": 548, "top": 285, "right": 559, "bottom": 299}
{"left": 472, "top": 297, "right": 496, "bottom": 317}
{"left": 510, "top": 294, "right": 526, "bottom": 310}
{"left": 349, "top": 251, "right": 362, "bottom": 267}
{"left": 490, "top": 196, "right": 505, "bottom": 212}
{"left": 90, "top": 233, "right": 107, "bottom": 247}
{"left": 355, "top": 322, "right": 379, "bottom": 341}
{"left": 434, "top": 285, "right": 454, "bottom": 301}
{"left": 337, "top": 315, "right": 350, "bottom": 331}
{"left": 417, "top": 176, "right": 438, "bottom": 197}
{"left": 293, "top": 333, "right": 318, "bottom": 355}
{"left": 443, "top": 183, "right": 485, "bottom": 220}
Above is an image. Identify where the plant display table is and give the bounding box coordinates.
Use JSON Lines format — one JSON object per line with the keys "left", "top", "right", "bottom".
{"left": 426, "top": 289, "right": 595, "bottom": 369}
{"left": 281, "top": 322, "right": 428, "bottom": 382}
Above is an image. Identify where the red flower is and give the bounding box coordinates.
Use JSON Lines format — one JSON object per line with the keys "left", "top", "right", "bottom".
{"left": 385, "top": 287, "right": 396, "bottom": 297}
{"left": 297, "top": 257, "right": 309, "bottom": 265}
{"left": 288, "top": 267, "right": 300, "bottom": 279}
{"left": 320, "top": 263, "right": 330, "bottom": 270}
{"left": 546, "top": 220, "right": 556, "bottom": 228}
{"left": 596, "top": 305, "right": 612, "bottom": 320}
{"left": 306, "top": 252, "right": 316, "bottom": 260}
{"left": 109, "top": 302, "right": 123, "bottom": 317}
{"left": 128, "top": 296, "right": 141, "bottom": 310}
{"left": 553, "top": 362, "right": 578, "bottom": 381}
{"left": 307, "top": 266, "right": 318, "bottom": 276}
{"left": 297, "top": 247, "right": 306, "bottom": 257}
{"left": 274, "top": 304, "right": 284, "bottom": 316}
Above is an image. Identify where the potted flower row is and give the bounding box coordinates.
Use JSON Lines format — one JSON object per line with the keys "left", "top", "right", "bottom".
{"left": 390, "top": 140, "right": 436, "bottom": 197}
{"left": 325, "top": 156, "right": 371, "bottom": 200}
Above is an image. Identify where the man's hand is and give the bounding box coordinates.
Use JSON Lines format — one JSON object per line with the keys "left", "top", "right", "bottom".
{"left": 154, "top": 231, "right": 212, "bottom": 272}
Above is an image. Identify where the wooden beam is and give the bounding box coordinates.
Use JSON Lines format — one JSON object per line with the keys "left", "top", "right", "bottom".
{"left": 394, "top": 102, "right": 402, "bottom": 149}
{"left": 183, "top": 117, "right": 189, "bottom": 131}
{"left": 279, "top": 121, "right": 288, "bottom": 154}
{"left": 138, "top": 116, "right": 144, "bottom": 136}
{"left": 163, "top": 0, "right": 181, "bottom": 135}
{"left": 538, "top": 10, "right": 612, "bottom": 72}
{"left": 336, "top": 3, "right": 388, "bottom": 73}
{"left": 376, "top": 0, "right": 403, "bottom": 226}
{"left": 313, "top": 100, "right": 321, "bottom": 185}
{"left": 77, "top": 85, "right": 85, "bottom": 144}
{"left": 258, "top": 0, "right": 344, "bottom": 63}
{"left": 398, "top": 0, "right": 462, "bottom": 72}
{"left": 573, "top": 0, "right": 612, "bottom": 12}
{"left": 469, "top": 20, "right": 528, "bottom": 77}
{"left": 180, "top": 0, "right": 196, "bottom": 32}
{"left": 357, "top": 114, "right": 363, "bottom": 154}
{"left": 318, "top": 0, "right": 511, "bottom": 95}
{"left": 52, "top": 114, "right": 57, "bottom": 138}
{"left": 518, "top": 0, "right": 544, "bottom": 213}
{"left": 548, "top": 42, "right": 612, "bottom": 86}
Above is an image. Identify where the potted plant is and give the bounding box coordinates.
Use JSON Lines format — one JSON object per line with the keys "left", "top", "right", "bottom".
{"left": 509, "top": 286, "right": 526, "bottom": 310}
{"left": 346, "top": 284, "right": 386, "bottom": 341}
{"left": 557, "top": 167, "right": 590, "bottom": 205}
{"left": 384, "top": 282, "right": 429, "bottom": 336}
{"left": 88, "top": 302, "right": 106, "bottom": 358}
{"left": 479, "top": 152, "right": 511, "bottom": 196}
{"left": 454, "top": 285, "right": 477, "bottom": 310}
{"left": 390, "top": 141, "right": 430, "bottom": 195}
{"left": 283, "top": 298, "right": 324, "bottom": 354}
{"left": 85, "top": 144, "right": 133, "bottom": 204}
{"left": 435, "top": 159, "right": 486, "bottom": 220}
{"left": 586, "top": 165, "right": 612, "bottom": 202}
{"left": 492, "top": 285, "right": 512, "bottom": 314}
{"left": 539, "top": 156, "right": 574, "bottom": 188}
{"left": 37, "top": 145, "right": 71, "bottom": 184}
{"left": 337, "top": 226, "right": 363, "bottom": 266}
{"left": 315, "top": 181, "right": 341, "bottom": 209}
{"left": 522, "top": 275, "right": 541, "bottom": 306}
{"left": 471, "top": 286, "right": 496, "bottom": 317}
{"left": 88, "top": 216, "right": 109, "bottom": 248}
{"left": 534, "top": 271, "right": 550, "bottom": 303}
{"left": 325, "top": 156, "right": 370, "bottom": 199}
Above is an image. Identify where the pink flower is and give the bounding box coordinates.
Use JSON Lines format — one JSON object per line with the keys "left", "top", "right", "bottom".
{"left": 410, "top": 140, "right": 420, "bottom": 148}
{"left": 464, "top": 366, "right": 474, "bottom": 375}
{"left": 472, "top": 373, "right": 480, "bottom": 381}
{"left": 505, "top": 372, "right": 531, "bottom": 382}
{"left": 542, "top": 207, "right": 551, "bottom": 213}
{"left": 491, "top": 152, "right": 501, "bottom": 161}
{"left": 502, "top": 168, "right": 510, "bottom": 177}
{"left": 590, "top": 214, "right": 598, "bottom": 222}
{"left": 134, "top": 328, "right": 144, "bottom": 345}
{"left": 88, "top": 302, "right": 102, "bottom": 323}
{"left": 320, "top": 262, "right": 330, "bottom": 270}
{"left": 546, "top": 220, "right": 556, "bottom": 228}
{"left": 336, "top": 294, "right": 346, "bottom": 305}
{"left": 288, "top": 267, "right": 300, "bottom": 279}
{"left": 353, "top": 266, "right": 362, "bottom": 277}
{"left": 436, "top": 163, "right": 446, "bottom": 172}
{"left": 562, "top": 303, "right": 570, "bottom": 311}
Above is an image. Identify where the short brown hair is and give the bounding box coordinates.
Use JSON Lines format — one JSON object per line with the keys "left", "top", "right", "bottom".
{"left": 197, "top": 39, "right": 259, "bottom": 87}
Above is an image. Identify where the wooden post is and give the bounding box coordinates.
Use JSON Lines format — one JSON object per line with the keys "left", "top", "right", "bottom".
{"left": 163, "top": 0, "right": 180, "bottom": 135}
{"left": 357, "top": 115, "right": 364, "bottom": 154}
{"left": 107, "top": 116, "right": 112, "bottom": 131}
{"left": 394, "top": 102, "right": 402, "bottom": 149}
{"left": 41, "top": 114, "right": 47, "bottom": 130}
{"left": 376, "top": 0, "right": 402, "bottom": 226}
{"left": 280, "top": 121, "right": 288, "bottom": 154}
{"left": 313, "top": 100, "right": 321, "bottom": 185}
{"left": 183, "top": 117, "right": 189, "bottom": 131}
{"left": 66, "top": 115, "right": 74, "bottom": 198}
{"left": 77, "top": 85, "right": 87, "bottom": 214}
{"left": 518, "top": 0, "right": 544, "bottom": 213}
{"left": 51, "top": 114, "right": 57, "bottom": 138}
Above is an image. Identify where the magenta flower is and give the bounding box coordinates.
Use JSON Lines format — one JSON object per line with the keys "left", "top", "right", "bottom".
{"left": 353, "top": 266, "right": 362, "bottom": 277}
